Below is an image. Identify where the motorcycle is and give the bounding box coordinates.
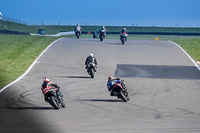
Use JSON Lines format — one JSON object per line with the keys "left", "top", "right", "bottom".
{"left": 93, "top": 32, "right": 98, "bottom": 39}
{"left": 87, "top": 62, "right": 96, "bottom": 78}
{"left": 120, "top": 32, "right": 128, "bottom": 44}
{"left": 99, "top": 30, "right": 105, "bottom": 41}
{"left": 43, "top": 87, "right": 65, "bottom": 109}
{"left": 75, "top": 30, "right": 81, "bottom": 39}
{"left": 110, "top": 80, "right": 129, "bottom": 102}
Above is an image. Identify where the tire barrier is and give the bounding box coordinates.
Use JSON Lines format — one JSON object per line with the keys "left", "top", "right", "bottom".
{"left": 0, "top": 30, "right": 29, "bottom": 35}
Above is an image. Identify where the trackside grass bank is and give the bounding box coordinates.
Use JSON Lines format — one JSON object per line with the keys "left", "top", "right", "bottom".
{"left": 0, "top": 35, "right": 60, "bottom": 89}
{"left": 173, "top": 39, "right": 200, "bottom": 61}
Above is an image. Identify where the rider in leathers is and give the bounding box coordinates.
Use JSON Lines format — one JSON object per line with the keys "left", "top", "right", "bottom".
{"left": 41, "top": 77, "right": 63, "bottom": 103}
{"left": 85, "top": 53, "right": 97, "bottom": 72}
{"left": 120, "top": 28, "right": 127, "bottom": 41}
{"left": 74, "top": 24, "right": 82, "bottom": 34}
{"left": 99, "top": 26, "right": 106, "bottom": 37}
{"left": 107, "top": 76, "right": 126, "bottom": 96}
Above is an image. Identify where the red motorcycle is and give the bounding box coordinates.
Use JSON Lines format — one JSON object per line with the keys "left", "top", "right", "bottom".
{"left": 42, "top": 86, "right": 65, "bottom": 109}
{"left": 120, "top": 32, "right": 127, "bottom": 44}
{"left": 111, "top": 80, "right": 129, "bottom": 102}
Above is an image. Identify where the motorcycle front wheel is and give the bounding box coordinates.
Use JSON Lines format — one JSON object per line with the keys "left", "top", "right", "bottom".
{"left": 122, "top": 38, "right": 125, "bottom": 44}
{"left": 76, "top": 33, "right": 80, "bottom": 39}
{"left": 119, "top": 90, "right": 128, "bottom": 102}
{"left": 100, "top": 36, "right": 103, "bottom": 41}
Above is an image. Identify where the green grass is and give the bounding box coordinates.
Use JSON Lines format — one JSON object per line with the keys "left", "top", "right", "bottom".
{"left": 173, "top": 39, "right": 200, "bottom": 61}
{"left": 0, "top": 20, "right": 38, "bottom": 33}
{"left": 0, "top": 35, "right": 60, "bottom": 89}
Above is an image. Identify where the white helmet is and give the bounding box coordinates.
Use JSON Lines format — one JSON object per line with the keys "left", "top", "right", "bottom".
{"left": 123, "top": 28, "right": 126, "bottom": 31}
{"left": 43, "top": 77, "right": 50, "bottom": 82}
{"left": 89, "top": 53, "right": 93, "bottom": 57}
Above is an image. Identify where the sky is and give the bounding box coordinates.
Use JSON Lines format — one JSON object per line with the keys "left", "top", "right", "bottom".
{"left": 0, "top": 0, "right": 200, "bottom": 27}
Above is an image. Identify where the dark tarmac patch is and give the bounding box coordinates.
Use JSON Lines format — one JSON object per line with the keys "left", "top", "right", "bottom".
{"left": 115, "top": 64, "right": 200, "bottom": 79}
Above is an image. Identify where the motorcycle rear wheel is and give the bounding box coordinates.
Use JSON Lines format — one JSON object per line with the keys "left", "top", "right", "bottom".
{"left": 90, "top": 68, "right": 94, "bottom": 78}
{"left": 50, "top": 96, "right": 60, "bottom": 109}
{"left": 77, "top": 33, "right": 80, "bottom": 39}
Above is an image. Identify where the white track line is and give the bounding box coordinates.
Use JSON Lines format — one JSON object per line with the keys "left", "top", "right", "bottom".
{"left": 169, "top": 41, "right": 200, "bottom": 71}
{"left": 0, "top": 38, "right": 64, "bottom": 93}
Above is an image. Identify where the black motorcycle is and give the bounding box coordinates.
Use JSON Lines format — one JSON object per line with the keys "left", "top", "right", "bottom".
{"left": 110, "top": 80, "right": 129, "bottom": 102}
{"left": 44, "top": 87, "right": 65, "bottom": 109}
{"left": 120, "top": 32, "right": 127, "bottom": 44}
{"left": 87, "top": 62, "right": 96, "bottom": 78}
{"left": 99, "top": 30, "right": 105, "bottom": 41}
{"left": 75, "top": 30, "right": 81, "bottom": 39}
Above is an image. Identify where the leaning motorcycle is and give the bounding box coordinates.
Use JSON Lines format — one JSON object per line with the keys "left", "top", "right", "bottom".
{"left": 111, "top": 80, "right": 129, "bottom": 102}
{"left": 43, "top": 87, "right": 65, "bottom": 109}
{"left": 120, "top": 32, "right": 128, "bottom": 44}
{"left": 87, "top": 62, "right": 96, "bottom": 78}
{"left": 99, "top": 30, "right": 105, "bottom": 41}
{"left": 75, "top": 30, "right": 81, "bottom": 39}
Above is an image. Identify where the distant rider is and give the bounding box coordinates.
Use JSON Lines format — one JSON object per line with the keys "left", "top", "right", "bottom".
{"left": 107, "top": 76, "right": 126, "bottom": 96}
{"left": 120, "top": 28, "right": 127, "bottom": 41}
{"left": 41, "top": 77, "right": 64, "bottom": 103}
{"left": 99, "top": 26, "right": 106, "bottom": 36}
{"left": 85, "top": 53, "right": 97, "bottom": 72}
{"left": 93, "top": 31, "right": 98, "bottom": 39}
{"left": 74, "top": 24, "right": 82, "bottom": 34}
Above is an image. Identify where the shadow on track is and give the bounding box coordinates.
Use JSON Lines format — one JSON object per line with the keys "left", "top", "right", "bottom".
{"left": 7, "top": 106, "right": 55, "bottom": 110}
{"left": 58, "top": 76, "right": 90, "bottom": 79}
{"left": 107, "top": 42, "right": 123, "bottom": 45}
{"left": 79, "top": 99, "right": 123, "bottom": 102}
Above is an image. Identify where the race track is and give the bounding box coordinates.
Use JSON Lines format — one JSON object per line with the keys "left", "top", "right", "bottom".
{"left": 1, "top": 38, "right": 200, "bottom": 133}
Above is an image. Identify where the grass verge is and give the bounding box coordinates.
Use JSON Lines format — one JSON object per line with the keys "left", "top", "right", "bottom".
{"left": 0, "top": 35, "right": 60, "bottom": 89}
{"left": 173, "top": 39, "right": 200, "bottom": 61}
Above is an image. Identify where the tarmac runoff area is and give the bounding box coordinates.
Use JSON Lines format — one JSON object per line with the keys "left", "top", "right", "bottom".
{"left": 0, "top": 38, "right": 200, "bottom": 133}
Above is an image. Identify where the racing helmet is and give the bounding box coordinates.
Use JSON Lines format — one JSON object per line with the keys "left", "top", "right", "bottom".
{"left": 108, "top": 76, "right": 113, "bottom": 80}
{"left": 77, "top": 24, "right": 79, "bottom": 26}
{"left": 123, "top": 28, "right": 126, "bottom": 31}
{"left": 89, "top": 53, "right": 94, "bottom": 57}
{"left": 43, "top": 77, "right": 49, "bottom": 82}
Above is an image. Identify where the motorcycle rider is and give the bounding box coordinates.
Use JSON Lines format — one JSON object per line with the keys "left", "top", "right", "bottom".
{"left": 107, "top": 76, "right": 126, "bottom": 96}
{"left": 41, "top": 77, "right": 64, "bottom": 105}
{"left": 99, "top": 26, "right": 106, "bottom": 36}
{"left": 120, "top": 28, "right": 127, "bottom": 41}
{"left": 93, "top": 31, "right": 98, "bottom": 39}
{"left": 74, "top": 24, "right": 82, "bottom": 34}
{"left": 85, "top": 53, "right": 97, "bottom": 72}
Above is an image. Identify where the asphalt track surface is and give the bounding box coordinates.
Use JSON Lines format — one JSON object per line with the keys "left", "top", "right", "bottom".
{"left": 1, "top": 38, "right": 200, "bottom": 133}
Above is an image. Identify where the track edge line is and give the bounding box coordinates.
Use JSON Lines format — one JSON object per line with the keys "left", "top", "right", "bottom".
{"left": 169, "top": 40, "right": 200, "bottom": 71}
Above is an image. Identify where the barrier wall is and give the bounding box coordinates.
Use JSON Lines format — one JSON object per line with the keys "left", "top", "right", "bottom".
{"left": 0, "top": 30, "right": 29, "bottom": 35}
